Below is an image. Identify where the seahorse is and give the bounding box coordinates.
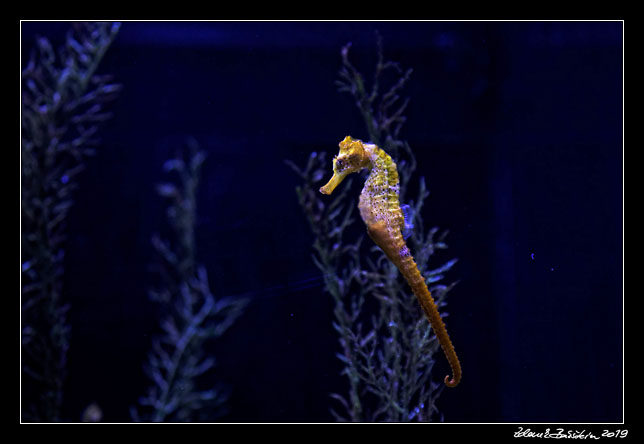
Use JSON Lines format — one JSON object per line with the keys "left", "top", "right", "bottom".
{"left": 319, "top": 136, "right": 462, "bottom": 388}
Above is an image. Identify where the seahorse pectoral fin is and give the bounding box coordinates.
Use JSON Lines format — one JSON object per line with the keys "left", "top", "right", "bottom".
{"left": 401, "top": 204, "right": 415, "bottom": 240}
{"left": 320, "top": 170, "right": 348, "bottom": 195}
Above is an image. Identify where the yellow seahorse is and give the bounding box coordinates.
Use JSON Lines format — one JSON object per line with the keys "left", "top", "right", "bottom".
{"left": 320, "top": 136, "right": 461, "bottom": 388}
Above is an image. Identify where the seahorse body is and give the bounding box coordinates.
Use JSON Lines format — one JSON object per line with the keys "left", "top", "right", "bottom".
{"left": 320, "top": 136, "right": 461, "bottom": 388}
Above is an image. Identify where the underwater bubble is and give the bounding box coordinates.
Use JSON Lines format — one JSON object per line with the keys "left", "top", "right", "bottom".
{"left": 61, "top": 174, "right": 69, "bottom": 184}
{"left": 81, "top": 402, "right": 103, "bottom": 422}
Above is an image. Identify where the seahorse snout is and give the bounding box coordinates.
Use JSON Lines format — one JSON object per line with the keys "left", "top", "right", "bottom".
{"left": 320, "top": 170, "right": 348, "bottom": 195}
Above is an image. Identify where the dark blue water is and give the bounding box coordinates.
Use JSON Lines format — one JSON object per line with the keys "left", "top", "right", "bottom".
{"left": 20, "top": 21, "right": 623, "bottom": 423}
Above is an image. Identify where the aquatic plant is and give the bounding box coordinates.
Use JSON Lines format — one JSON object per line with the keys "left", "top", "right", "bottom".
{"left": 21, "top": 21, "right": 121, "bottom": 422}
{"left": 287, "top": 35, "right": 458, "bottom": 421}
{"left": 131, "top": 140, "right": 249, "bottom": 422}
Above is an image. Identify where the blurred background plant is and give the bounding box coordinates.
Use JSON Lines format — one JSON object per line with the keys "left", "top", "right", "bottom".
{"left": 131, "top": 139, "right": 249, "bottom": 422}
{"left": 287, "top": 34, "right": 458, "bottom": 422}
{"left": 21, "top": 21, "right": 121, "bottom": 422}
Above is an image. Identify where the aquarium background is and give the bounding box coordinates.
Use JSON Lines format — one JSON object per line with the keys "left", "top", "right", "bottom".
{"left": 20, "top": 20, "right": 623, "bottom": 423}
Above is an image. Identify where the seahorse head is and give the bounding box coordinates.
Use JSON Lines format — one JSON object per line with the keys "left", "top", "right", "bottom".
{"left": 320, "top": 136, "right": 371, "bottom": 195}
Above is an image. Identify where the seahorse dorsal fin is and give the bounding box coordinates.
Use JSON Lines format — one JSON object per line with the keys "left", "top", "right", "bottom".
{"left": 401, "top": 204, "right": 415, "bottom": 239}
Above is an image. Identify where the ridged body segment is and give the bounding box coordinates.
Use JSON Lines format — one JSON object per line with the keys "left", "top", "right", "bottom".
{"left": 358, "top": 143, "right": 404, "bottom": 230}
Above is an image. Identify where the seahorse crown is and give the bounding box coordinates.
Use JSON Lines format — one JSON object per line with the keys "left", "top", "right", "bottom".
{"left": 319, "top": 136, "right": 370, "bottom": 195}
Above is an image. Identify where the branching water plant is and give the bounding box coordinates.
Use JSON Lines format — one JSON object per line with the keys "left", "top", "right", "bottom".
{"left": 287, "top": 35, "right": 458, "bottom": 422}
{"left": 131, "top": 140, "right": 249, "bottom": 422}
{"left": 21, "top": 21, "right": 121, "bottom": 422}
